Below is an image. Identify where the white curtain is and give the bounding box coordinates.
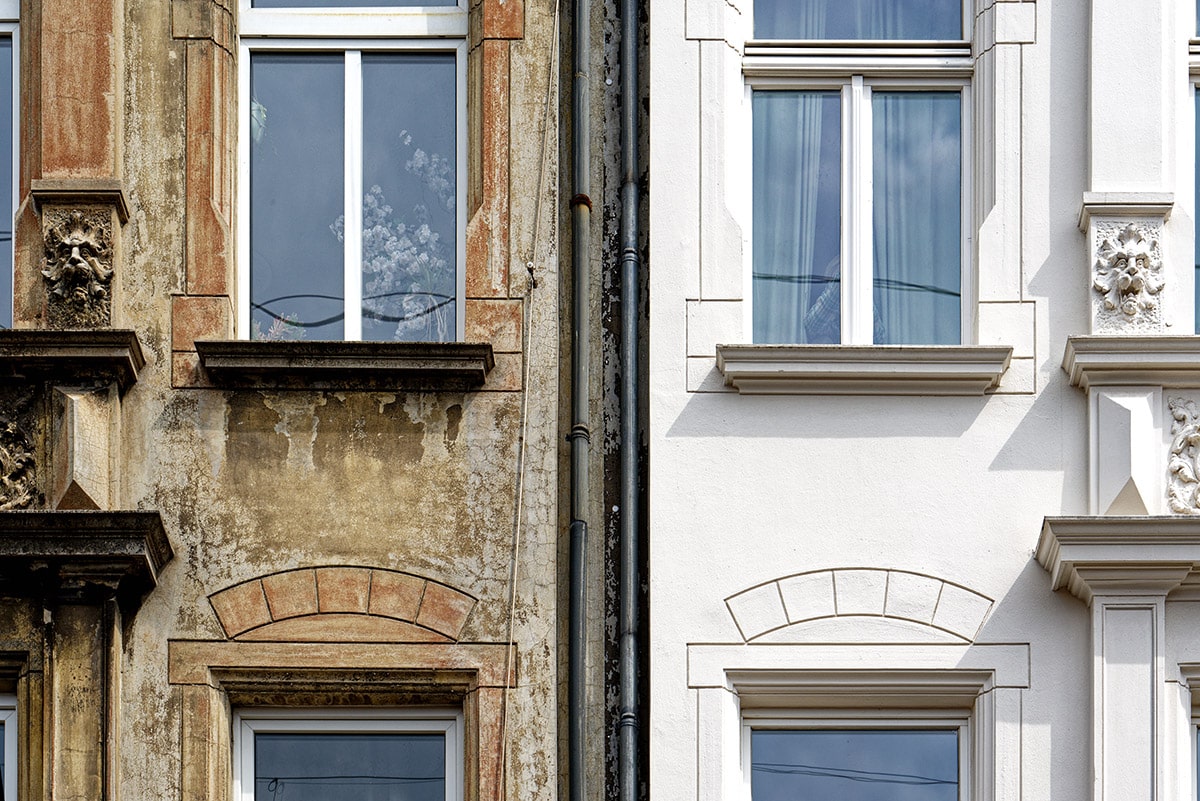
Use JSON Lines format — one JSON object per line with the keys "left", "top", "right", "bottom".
{"left": 753, "top": 91, "right": 841, "bottom": 344}
{"left": 755, "top": 0, "right": 957, "bottom": 40}
{"left": 871, "top": 91, "right": 961, "bottom": 344}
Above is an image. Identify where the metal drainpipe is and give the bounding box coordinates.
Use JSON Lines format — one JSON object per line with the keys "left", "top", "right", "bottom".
{"left": 568, "top": 0, "right": 592, "bottom": 793}
{"left": 617, "top": 0, "right": 641, "bottom": 796}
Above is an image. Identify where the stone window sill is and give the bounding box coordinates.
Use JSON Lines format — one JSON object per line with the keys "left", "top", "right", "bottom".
{"left": 0, "top": 329, "right": 144, "bottom": 393}
{"left": 1063, "top": 335, "right": 1200, "bottom": 390}
{"left": 195, "top": 340, "right": 495, "bottom": 391}
{"left": 715, "top": 344, "right": 1013, "bottom": 396}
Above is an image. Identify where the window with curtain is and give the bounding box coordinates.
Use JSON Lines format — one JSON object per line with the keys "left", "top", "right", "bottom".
{"left": 749, "top": 0, "right": 969, "bottom": 346}
{"left": 238, "top": 0, "right": 466, "bottom": 343}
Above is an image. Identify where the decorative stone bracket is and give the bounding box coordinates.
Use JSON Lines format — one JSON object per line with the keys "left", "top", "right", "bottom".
{"left": 1039, "top": 516, "right": 1200, "bottom": 801}
{"left": 0, "top": 510, "right": 172, "bottom": 801}
{"left": 28, "top": 180, "right": 130, "bottom": 330}
{"left": 0, "top": 329, "right": 144, "bottom": 511}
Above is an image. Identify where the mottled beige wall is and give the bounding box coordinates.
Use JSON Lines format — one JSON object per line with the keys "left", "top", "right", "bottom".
{"left": 38, "top": 0, "right": 570, "bottom": 797}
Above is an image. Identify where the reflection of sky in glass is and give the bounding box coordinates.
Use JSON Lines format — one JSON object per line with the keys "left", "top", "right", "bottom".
{"left": 752, "top": 91, "right": 841, "bottom": 344}
{"left": 254, "top": 0, "right": 457, "bottom": 7}
{"left": 255, "top": 732, "right": 445, "bottom": 801}
{"left": 755, "top": 0, "right": 961, "bottom": 40}
{"left": 250, "top": 53, "right": 345, "bottom": 340}
{"left": 361, "top": 53, "right": 456, "bottom": 342}
{"left": 0, "top": 39, "right": 11, "bottom": 329}
{"left": 752, "top": 729, "right": 958, "bottom": 801}
{"left": 872, "top": 91, "right": 961, "bottom": 345}
{"left": 1195, "top": 94, "right": 1199, "bottom": 333}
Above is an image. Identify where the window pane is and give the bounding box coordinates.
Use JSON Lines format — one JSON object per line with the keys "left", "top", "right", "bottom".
{"left": 753, "top": 91, "right": 841, "bottom": 344}
{"left": 250, "top": 53, "right": 345, "bottom": 340}
{"left": 751, "top": 729, "right": 958, "bottom": 801}
{"left": 755, "top": 0, "right": 962, "bottom": 40}
{"left": 255, "top": 732, "right": 446, "bottom": 801}
{"left": 253, "top": 0, "right": 457, "bottom": 7}
{"left": 361, "top": 53, "right": 457, "bottom": 342}
{"left": 0, "top": 38, "right": 11, "bottom": 330}
{"left": 1195, "top": 91, "right": 1200, "bottom": 333}
{"left": 872, "top": 91, "right": 961, "bottom": 345}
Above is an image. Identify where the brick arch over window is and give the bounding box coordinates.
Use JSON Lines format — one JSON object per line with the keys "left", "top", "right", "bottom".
{"left": 208, "top": 566, "right": 476, "bottom": 642}
{"left": 725, "top": 568, "right": 994, "bottom": 643}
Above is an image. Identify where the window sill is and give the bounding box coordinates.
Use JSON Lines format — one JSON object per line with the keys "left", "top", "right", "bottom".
{"left": 0, "top": 329, "right": 144, "bottom": 394}
{"left": 194, "top": 340, "right": 495, "bottom": 391}
{"left": 1063, "top": 335, "right": 1200, "bottom": 390}
{"left": 715, "top": 344, "right": 1013, "bottom": 395}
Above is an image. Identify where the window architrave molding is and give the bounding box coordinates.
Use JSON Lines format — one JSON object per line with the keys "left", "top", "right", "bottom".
{"left": 742, "top": 49, "right": 975, "bottom": 347}
{"left": 686, "top": 642, "right": 1027, "bottom": 801}
{"left": 235, "top": 10, "right": 469, "bottom": 342}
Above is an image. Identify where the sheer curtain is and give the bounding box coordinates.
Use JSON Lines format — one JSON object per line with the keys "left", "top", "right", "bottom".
{"left": 871, "top": 91, "right": 961, "bottom": 344}
{"left": 752, "top": 91, "right": 841, "bottom": 344}
{"left": 755, "top": 0, "right": 959, "bottom": 40}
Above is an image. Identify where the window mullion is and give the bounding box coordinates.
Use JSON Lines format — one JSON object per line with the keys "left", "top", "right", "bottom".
{"left": 842, "top": 75, "right": 873, "bottom": 345}
{"left": 344, "top": 50, "right": 364, "bottom": 341}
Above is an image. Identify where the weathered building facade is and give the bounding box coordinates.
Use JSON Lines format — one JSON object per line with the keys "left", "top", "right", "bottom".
{"left": 0, "top": 0, "right": 579, "bottom": 799}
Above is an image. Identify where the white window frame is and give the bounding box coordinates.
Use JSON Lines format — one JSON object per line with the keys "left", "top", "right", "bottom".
{"left": 742, "top": 2, "right": 975, "bottom": 346}
{"left": 232, "top": 707, "right": 464, "bottom": 801}
{"left": 741, "top": 711, "right": 970, "bottom": 801}
{"left": 0, "top": 694, "right": 16, "bottom": 801}
{"left": 0, "top": 5, "right": 17, "bottom": 331}
{"left": 236, "top": 1, "right": 468, "bottom": 342}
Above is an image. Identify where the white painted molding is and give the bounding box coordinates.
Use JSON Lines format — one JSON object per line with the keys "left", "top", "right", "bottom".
{"left": 687, "top": 643, "right": 1031, "bottom": 689}
{"left": 1036, "top": 516, "right": 1200, "bottom": 604}
{"left": 1078, "top": 192, "right": 1174, "bottom": 232}
{"left": 725, "top": 568, "right": 993, "bottom": 642}
{"left": 715, "top": 344, "right": 1013, "bottom": 395}
{"left": 1063, "top": 336, "right": 1200, "bottom": 390}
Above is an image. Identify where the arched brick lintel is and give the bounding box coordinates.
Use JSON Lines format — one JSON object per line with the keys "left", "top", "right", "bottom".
{"left": 208, "top": 566, "right": 477, "bottom": 642}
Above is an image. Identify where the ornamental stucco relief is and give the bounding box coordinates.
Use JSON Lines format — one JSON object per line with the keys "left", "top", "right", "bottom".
{"left": 1168, "top": 397, "right": 1200, "bottom": 514}
{"left": 41, "top": 208, "right": 114, "bottom": 328}
{"left": 1092, "top": 221, "right": 1164, "bottom": 332}
{"left": 0, "top": 418, "right": 35, "bottom": 511}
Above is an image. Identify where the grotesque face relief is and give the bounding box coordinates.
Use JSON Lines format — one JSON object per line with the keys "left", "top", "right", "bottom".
{"left": 41, "top": 209, "right": 114, "bottom": 328}
{"left": 1093, "top": 223, "right": 1164, "bottom": 320}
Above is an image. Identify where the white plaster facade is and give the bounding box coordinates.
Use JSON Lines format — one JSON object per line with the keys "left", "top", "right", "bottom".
{"left": 647, "top": 0, "right": 1200, "bottom": 799}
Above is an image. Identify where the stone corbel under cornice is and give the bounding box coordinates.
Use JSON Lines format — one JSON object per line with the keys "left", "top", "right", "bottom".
{"left": 1077, "top": 191, "right": 1173, "bottom": 233}
{"left": 30, "top": 178, "right": 130, "bottom": 225}
{"left": 0, "top": 510, "right": 172, "bottom": 607}
{"left": 1037, "top": 516, "right": 1200, "bottom": 604}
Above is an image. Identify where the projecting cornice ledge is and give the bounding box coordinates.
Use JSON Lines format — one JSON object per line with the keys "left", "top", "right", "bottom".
{"left": 0, "top": 329, "right": 145, "bottom": 394}
{"left": 1063, "top": 335, "right": 1200, "bottom": 390}
{"left": 1037, "top": 516, "right": 1200, "bottom": 604}
{"left": 715, "top": 344, "right": 1013, "bottom": 395}
{"left": 0, "top": 510, "right": 172, "bottom": 606}
{"left": 195, "top": 340, "right": 495, "bottom": 391}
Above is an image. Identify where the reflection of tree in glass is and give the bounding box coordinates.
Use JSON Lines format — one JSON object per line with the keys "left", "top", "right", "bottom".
{"left": 251, "top": 312, "right": 305, "bottom": 341}
{"left": 332, "top": 130, "right": 455, "bottom": 342}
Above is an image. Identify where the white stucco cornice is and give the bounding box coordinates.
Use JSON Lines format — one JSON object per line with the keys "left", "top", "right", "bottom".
{"left": 1062, "top": 335, "right": 1200, "bottom": 390}
{"left": 714, "top": 344, "right": 1012, "bottom": 395}
{"left": 1037, "top": 516, "right": 1200, "bottom": 604}
{"left": 1077, "top": 191, "right": 1174, "bottom": 232}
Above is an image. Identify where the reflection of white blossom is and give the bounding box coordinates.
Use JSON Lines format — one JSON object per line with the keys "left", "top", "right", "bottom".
{"left": 331, "top": 132, "right": 456, "bottom": 341}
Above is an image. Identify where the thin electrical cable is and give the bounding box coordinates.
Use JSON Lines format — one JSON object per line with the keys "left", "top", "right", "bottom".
{"left": 497, "top": 2, "right": 561, "bottom": 797}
